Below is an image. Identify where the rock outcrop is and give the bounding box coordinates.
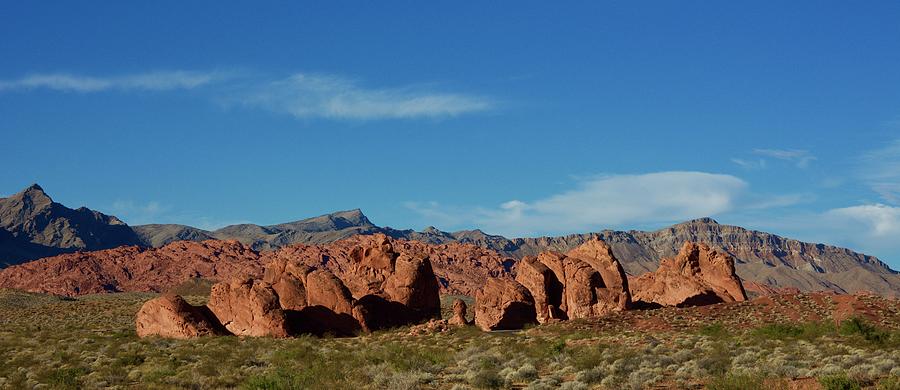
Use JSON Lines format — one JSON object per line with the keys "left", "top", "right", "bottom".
{"left": 0, "top": 240, "right": 266, "bottom": 297}
{"left": 263, "top": 234, "right": 443, "bottom": 327}
{"left": 207, "top": 278, "right": 290, "bottom": 337}
{"left": 135, "top": 294, "right": 225, "bottom": 339}
{"left": 474, "top": 278, "right": 537, "bottom": 331}
{"left": 630, "top": 242, "right": 748, "bottom": 307}
{"left": 513, "top": 239, "right": 630, "bottom": 323}
{"left": 449, "top": 298, "right": 469, "bottom": 326}
{"left": 133, "top": 235, "right": 444, "bottom": 338}
{"left": 514, "top": 255, "right": 564, "bottom": 323}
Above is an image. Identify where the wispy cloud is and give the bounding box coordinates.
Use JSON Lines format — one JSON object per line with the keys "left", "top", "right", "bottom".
{"left": 407, "top": 171, "right": 749, "bottom": 237}
{"left": 238, "top": 73, "right": 493, "bottom": 120}
{"left": 0, "top": 71, "right": 228, "bottom": 92}
{"left": 826, "top": 204, "right": 900, "bottom": 238}
{"left": 731, "top": 158, "right": 766, "bottom": 170}
{"left": 753, "top": 148, "right": 817, "bottom": 168}
{"left": 861, "top": 139, "right": 900, "bottom": 204}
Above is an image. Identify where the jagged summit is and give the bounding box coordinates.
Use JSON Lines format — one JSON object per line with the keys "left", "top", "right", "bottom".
{"left": 687, "top": 217, "right": 719, "bottom": 225}
{"left": 23, "top": 183, "right": 45, "bottom": 193}
{"left": 0, "top": 184, "right": 141, "bottom": 265}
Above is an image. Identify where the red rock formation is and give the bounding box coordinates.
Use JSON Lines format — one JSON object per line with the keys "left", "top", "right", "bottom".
{"left": 135, "top": 294, "right": 226, "bottom": 339}
{"left": 263, "top": 234, "right": 441, "bottom": 326}
{"left": 0, "top": 232, "right": 510, "bottom": 299}
{"left": 207, "top": 278, "right": 290, "bottom": 337}
{"left": 630, "top": 242, "right": 748, "bottom": 307}
{"left": 514, "top": 256, "right": 564, "bottom": 323}
{"left": 448, "top": 298, "right": 469, "bottom": 326}
{"left": 514, "top": 239, "right": 630, "bottom": 323}
{"left": 474, "top": 278, "right": 537, "bottom": 331}
{"left": 0, "top": 240, "right": 265, "bottom": 297}
{"left": 565, "top": 238, "right": 631, "bottom": 312}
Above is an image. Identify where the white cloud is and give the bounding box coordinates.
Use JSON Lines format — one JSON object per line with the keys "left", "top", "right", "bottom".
{"left": 753, "top": 148, "right": 817, "bottom": 168}
{"left": 408, "top": 171, "right": 748, "bottom": 237}
{"left": 239, "top": 73, "right": 492, "bottom": 120}
{"left": 825, "top": 204, "right": 900, "bottom": 237}
{"left": 861, "top": 139, "right": 900, "bottom": 204}
{"left": 0, "top": 71, "right": 228, "bottom": 92}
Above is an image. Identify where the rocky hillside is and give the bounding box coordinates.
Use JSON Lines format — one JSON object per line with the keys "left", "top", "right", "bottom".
{"left": 0, "top": 184, "right": 141, "bottom": 265}
{"left": 0, "top": 235, "right": 510, "bottom": 297}
{"left": 2, "top": 184, "right": 898, "bottom": 296}
{"left": 133, "top": 209, "right": 381, "bottom": 249}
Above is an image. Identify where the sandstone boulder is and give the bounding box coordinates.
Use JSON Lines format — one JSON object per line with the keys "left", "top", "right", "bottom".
{"left": 630, "top": 242, "right": 748, "bottom": 307}
{"left": 474, "top": 278, "right": 537, "bottom": 331}
{"left": 135, "top": 294, "right": 225, "bottom": 339}
{"left": 565, "top": 238, "right": 631, "bottom": 312}
{"left": 295, "top": 269, "right": 361, "bottom": 335}
{"left": 207, "top": 278, "right": 290, "bottom": 337}
{"left": 449, "top": 298, "right": 469, "bottom": 326}
{"left": 520, "top": 240, "right": 630, "bottom": 321}
{"left": 514, "top": 256, "right": 564, "bottom": 323}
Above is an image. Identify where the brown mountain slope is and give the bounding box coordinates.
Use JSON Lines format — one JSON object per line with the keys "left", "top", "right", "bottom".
{"left": 0, "top": 184, "right": 141, "bottom": 266}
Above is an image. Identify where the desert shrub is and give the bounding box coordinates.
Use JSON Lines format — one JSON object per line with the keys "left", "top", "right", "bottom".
{"left": 469, "top": 367, "right": 504, "bottom": 389}
{"left": 699, "top": 322, "right": 729, "bottom": 338}
{"left": 876, "top": 376, "right": 900, "bottom": 390}
{"left": 697, "top": 342, "right": 732, "bottom": 376}
{"left": 575, "top": 366, "right": 606, "bottom": 384}
{"left": 840, "top": 317, "right": 891, "bottom": 345}
{"left": 752, "top": 323, "right": 803, "bottom": 339}
{"left": 242, "top": 370, "right": 301, "bottom": 390}
{"left": 42, "top": 367, "right": 88, "bottom": 389}
{"left": 707, "top": 372, "right": 765, "bottom": 390}
{"left": 818, "top": 372, "right": 861, "bottom": 390}
{"left": 559, "top": 380, "right": 589, "bottom": 390}
{"left": 567, "top": 343, "right": 609, "bottom": 370}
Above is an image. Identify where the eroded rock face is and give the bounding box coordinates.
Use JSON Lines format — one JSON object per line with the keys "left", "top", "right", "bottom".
{"left": 474, "top": 278, "right": 537, "bottom": 331}
{"left": 565, "top": 238, "right": 631, "bottom": 312}
{"left": 0, "top": 240, "right": 266, "bottom": 297}
{"left": 263, "top": 234, "right": 442, "bottom": 328}
{"left": 135, "top": 294, "right": 225, "bottom": 339}
{"left": 515, "top": 239, "right": 630, "bottom": 322}
{"left": 514, "top": 256, "right": 564, "bottom": 323}
{"left": 449, "top": 298, "right": 469, "bottom": 326}
{"left": 630, "top": 242, "right": 748, "bottom": 307}
{"left": 207, "top": 278, "right": 290, "bottom": 337}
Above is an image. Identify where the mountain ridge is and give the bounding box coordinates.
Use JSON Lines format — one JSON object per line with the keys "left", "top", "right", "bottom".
{"left": 1, "top": 184, "right": 898, "bottom": 296}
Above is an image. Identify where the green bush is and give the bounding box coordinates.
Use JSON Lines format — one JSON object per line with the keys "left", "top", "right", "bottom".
{"left": 707, "top": 373, "right": 764, "bottom": 390}
{"left": 877, "top": 376, "right": 900, "bottom": 390}
{"left": 750, "top": 321, "right": 835, "bottom": 341}
{"left": 840, "top": 317, "right": 891, "bottom": 345}
{"left": 818, "top": 372, "right": 861, "bottom": 390}
{"left": 699, "top": 322, "right": 728, "bottom": 338}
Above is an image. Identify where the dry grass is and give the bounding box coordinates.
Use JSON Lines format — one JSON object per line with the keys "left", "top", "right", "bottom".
{"left": 1, "top": 289, "right": 899, "bottom": 389}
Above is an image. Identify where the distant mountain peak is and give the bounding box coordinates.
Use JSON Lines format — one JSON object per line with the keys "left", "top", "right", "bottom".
{"left": 687, "top": 217, "right": 719, "bottom": 225}
{"left": 18, "top": 183, "right": 51, "bottom": 200}
{"left": 329, "top": 208, "right": 371, "bottom": 225}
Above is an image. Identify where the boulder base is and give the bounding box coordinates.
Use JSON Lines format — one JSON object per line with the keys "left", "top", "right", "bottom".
{"left": 474, "top": 278, "right": 537, "bottom": 331}
{"left": 135, "top": 294, "right": 225, "bottom": 339}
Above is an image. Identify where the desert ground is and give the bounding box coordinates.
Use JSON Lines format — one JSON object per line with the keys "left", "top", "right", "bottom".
{"left": 1, "top": 288, "right": 898, "bottom": 390}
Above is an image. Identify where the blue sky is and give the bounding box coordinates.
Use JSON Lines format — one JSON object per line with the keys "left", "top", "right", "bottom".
{"left": 2, "top": 2, "right": 900, "bottom": 268}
